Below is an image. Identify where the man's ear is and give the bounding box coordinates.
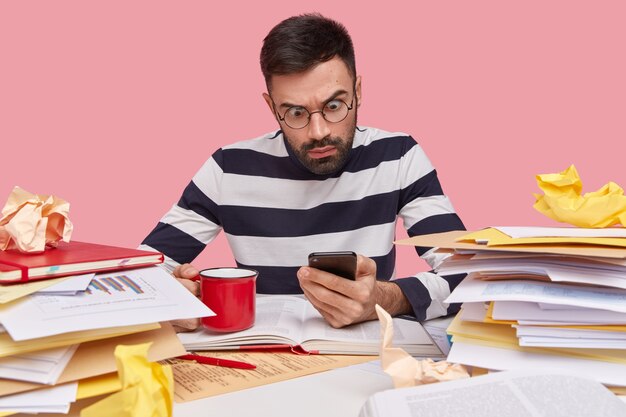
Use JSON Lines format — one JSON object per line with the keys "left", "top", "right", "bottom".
{"left": 355, "top": 75, "right": 362, "bottom": 108}
{"left": 262, "top": 92, "right": 276, "bottom": 117}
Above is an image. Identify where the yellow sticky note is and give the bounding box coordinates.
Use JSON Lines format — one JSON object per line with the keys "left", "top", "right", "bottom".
{"left": 534, "top": 165, "right": 626, "bottom": 228}
{"left": 80, "top": 342, "right": 173, "bottom": 417}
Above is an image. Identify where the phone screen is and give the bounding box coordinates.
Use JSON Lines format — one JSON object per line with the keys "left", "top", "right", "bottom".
{"left": 308, "top": 251, "right": 357, "bottom": 280}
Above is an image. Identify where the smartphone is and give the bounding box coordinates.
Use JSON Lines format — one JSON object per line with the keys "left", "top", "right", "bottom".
{"left": 308, "top": 251, "right": 357, "bottom": 280}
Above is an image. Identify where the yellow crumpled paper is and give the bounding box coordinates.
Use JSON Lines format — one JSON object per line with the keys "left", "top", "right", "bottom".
{"left": 80, "top": 343, "right": 174, "bottom": 417}
{"left": 375, "top": 304, "right": 469, "bottom": 388}
{"left": 0, "top": 186, "right": 73, "bottom": 253}
{"left": 533, "top": 165, "right": 626, "bottom": 228}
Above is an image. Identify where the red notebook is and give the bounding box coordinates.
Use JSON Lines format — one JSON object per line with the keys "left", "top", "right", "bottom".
{"left": 0, "top": 241, "right": 164, "bottom": 284}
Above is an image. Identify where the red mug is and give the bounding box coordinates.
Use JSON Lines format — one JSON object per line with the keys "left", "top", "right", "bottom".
{"left": 199, "top": 267, "right": 258, "bottom": 333}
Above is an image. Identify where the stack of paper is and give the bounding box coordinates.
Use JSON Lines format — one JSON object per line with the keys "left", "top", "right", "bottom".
{"left": 0, "top": 266, "right": 212, "bottom": 414}
{"left": 397, "top": 227, "right": 626, "bottom": 389}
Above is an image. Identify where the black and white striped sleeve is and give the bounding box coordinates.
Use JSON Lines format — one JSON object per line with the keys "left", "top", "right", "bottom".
{"left": 140, "top": 151, "right": 225, "bottom": 271}
{"left": 393, "top": 138, "right": 466, "bottom": 321}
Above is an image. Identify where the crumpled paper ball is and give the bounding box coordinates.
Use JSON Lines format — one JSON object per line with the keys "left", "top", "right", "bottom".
{"left": 533, "top": 165, "right": 626, "bottom": 228}
{"left": 80, "top": 343, "right": 174, "bottom": 417}
{"left": 0, "top": 186, "right": 73, "bottom": 253}
{"left": 376, "top": 304, "right": 469, "bottom": 388}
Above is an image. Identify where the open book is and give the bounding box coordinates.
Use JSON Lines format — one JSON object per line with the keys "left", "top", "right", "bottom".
{"left": 178, "top": 295, "right": 443, "bottom": 357}
{"left": 359, "top": 371, "right": 626, "bottom": 417}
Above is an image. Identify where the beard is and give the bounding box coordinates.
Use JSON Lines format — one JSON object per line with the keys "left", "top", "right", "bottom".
{"left": 285, "top": 114, "right": 357, "bottom": 175}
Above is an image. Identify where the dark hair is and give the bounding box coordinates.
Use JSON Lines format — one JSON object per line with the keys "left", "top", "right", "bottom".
{"left": 260, "top": 13, "right": 356, "bottom": 88}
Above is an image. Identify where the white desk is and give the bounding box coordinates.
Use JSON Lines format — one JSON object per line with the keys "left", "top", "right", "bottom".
{"left": 173, "top": 361, "right": 393, "bottom": 417}
{"left": 172, "top": 315, "right": 455, "bottom": 416}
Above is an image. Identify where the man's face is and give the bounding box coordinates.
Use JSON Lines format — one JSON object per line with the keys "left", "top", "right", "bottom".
{"left": 263, "top": 57, "right": 361, "bottom": 175}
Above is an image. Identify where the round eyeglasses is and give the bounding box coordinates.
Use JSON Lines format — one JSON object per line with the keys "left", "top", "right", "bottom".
{"left": 273, "top": 96, "right": 355, "bottom": 129}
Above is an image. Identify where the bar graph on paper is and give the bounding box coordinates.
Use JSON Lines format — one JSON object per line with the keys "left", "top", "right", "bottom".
{"left": 86, "top": 275, "right": 144, "bottom": 295}
{"left": 32, "top": 271, "right": 169, "bottom": 315}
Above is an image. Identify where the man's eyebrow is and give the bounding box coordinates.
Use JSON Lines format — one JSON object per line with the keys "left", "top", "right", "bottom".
{"left": 278, "top": 89, "right": 350, "bottom": 109}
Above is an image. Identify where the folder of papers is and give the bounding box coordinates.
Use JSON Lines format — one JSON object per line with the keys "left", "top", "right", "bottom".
{"left": 396, "top": 229, "right": 626, "bottom": 258}
{"left": 0, "top": 324, "right": 184, "bottom": 414}
{"left": 397, "top": 226, "right": 626, "bottom": 388}
{"left": 0, "top": 322, "right": 160, "bottom": 358}
{"left": 0, "top": 266, "right": 213, "bottom": 341}
{"left": 0, "top": 209, "right": 216, "bottom": 414}
{"left": 0, "top": 262, "right": 210, "bottom": 414}
{"left": 461, "top": 226, "right": 626, "bottom": 248}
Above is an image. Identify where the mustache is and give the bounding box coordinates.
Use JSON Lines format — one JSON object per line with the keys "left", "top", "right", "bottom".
{"left": 301, "top": 137, "right": 344, "bottom": 152}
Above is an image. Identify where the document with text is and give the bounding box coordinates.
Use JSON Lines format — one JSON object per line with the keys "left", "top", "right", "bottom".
{"left": 359, "top": 371, "right": 626, "bottom": 417}
{"left": 0, "top": 266, "right": 214, "bottom": 341}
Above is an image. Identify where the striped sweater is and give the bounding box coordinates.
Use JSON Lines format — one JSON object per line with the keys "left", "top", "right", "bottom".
{"left": 141, "top": 126, "right": 466, "bottom": 320}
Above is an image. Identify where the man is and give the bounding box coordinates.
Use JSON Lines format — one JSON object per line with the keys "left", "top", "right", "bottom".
{"left": 141, "top": 13, "right": 465, "bottom": 332}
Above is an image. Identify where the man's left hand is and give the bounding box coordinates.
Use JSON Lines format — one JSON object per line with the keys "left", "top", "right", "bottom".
{"left": 297, "top": 254, "right": 411, "bottom": 328}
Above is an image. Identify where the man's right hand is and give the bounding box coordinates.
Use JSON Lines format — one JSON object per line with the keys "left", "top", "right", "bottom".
{"left": 171, "top": 263, "right": 201, "bottom": 332}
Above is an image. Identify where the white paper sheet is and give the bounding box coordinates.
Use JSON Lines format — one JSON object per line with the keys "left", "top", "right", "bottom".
{"left": 514, "top": 325, "right": 626, "bottom": 340}
{"left": 519, "top": 338, "right": 626, "bottom": 349}
{"left": 0, "top": 343, "right": 78, "bottom": 384}
{"left": 517, "top": 320, "right": 609, "bottom": 325}
{"left": 447, "top": 341, "right": 626, "bottom": 387}
{"left": 492, "top": 301, "right": 626, "bottom": 324}
{"left": 495, "top": 226, "right": 626, "bottom": 239}
{"left": 537, "top": 302, "right": 588, "bottom": 310}
{"left": 0, "top": 381, "right": 77, "bottom": 413}
{"left": 359, "top": 370, "right": 626, "bottom": 417}
{"left": 37, "top": 273, "right": 94, "bottom": 295}
{"left": 458, "top": 302, "right": 489, "bottom": 322}
{"left": 445, "top": 274, "right": 626, "bottom": 313}
{"left": 0, "top": 266, "right": 214, "bottom": 341}
{"left": 439, "top": 258, "right": 626, "bottom": 289}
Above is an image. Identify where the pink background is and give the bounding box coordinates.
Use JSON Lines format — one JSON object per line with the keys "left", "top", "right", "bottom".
{"left": 2, "top": 1, "right": 625, "bottom": 277}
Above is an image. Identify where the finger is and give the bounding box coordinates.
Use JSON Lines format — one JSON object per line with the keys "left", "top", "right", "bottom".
{"left": 299, "top": 267, "right": 346, "bottom": 302}
{"left": 172, "top": 325, "right": 191, "bottom": 333}
{"left": 180, "top": 264, "right": 200, "bottom": 279}
{"left": 301, "top": 283, "right": 336, "bottom": 315}
{"left": 301, "top": 286, "right": 345, "bottom": 328}
{"left": 300, "top": 280, "right": 360, "bottom": 327}
{"left": 176, "top": 277, "right": 200, "bottom": 296}
{"left": 172, "top": 264, "right": 185, "bottom": 278}
{"left": 299, "top": 266, "right": 354, "bottom": 297}
{"left": 299, "top": 268, "right": 370, "bottom": 326}
{"left": 170, "top": 317, "right": 200, "bottom": 332}
{"left": 172, "top": 263, "right": 200, "bottom": 279}
{"left": 355, "top": 254, "right": 377, "bottom": 281}
{"left": 299, "top": 267, "right": 364, "bottom": 315}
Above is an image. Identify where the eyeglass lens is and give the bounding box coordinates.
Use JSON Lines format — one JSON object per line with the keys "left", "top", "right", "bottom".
{"left": 283, "top": 99, "right": 351, "bottom": 129}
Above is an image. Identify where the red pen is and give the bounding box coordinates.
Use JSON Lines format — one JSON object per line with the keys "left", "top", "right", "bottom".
{"left": 176, "top": 353, "right": 256, "bottom": 370}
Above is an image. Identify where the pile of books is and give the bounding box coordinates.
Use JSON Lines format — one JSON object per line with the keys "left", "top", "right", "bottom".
{"left": 0, "top": 241, "right": 212, "bottom": 414}
{"left": 398, "top": 226, "right": 626, "bottom": 393}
